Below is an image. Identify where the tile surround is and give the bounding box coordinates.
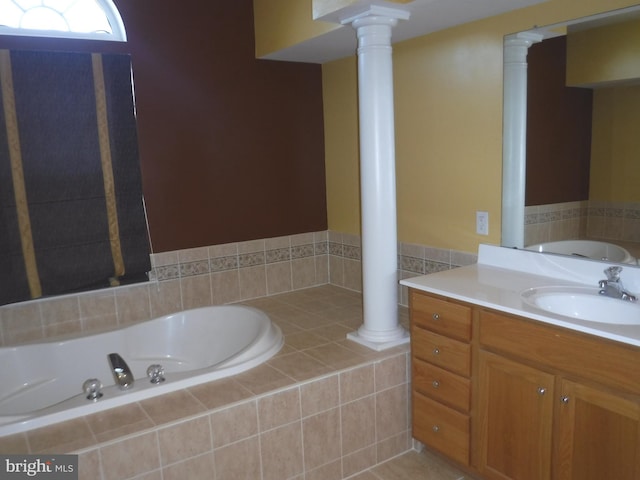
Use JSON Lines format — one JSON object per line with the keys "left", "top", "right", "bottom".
{"left": 0, "top": 286, "right": 414, "bottom": 480}
{"left": 0, "top": 230, "right": 476, "bottom": 347}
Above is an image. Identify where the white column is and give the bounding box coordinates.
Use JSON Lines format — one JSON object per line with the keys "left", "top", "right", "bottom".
{"left": 501, "top": 32, "right": 543, "bottom": 249}
{"left": 343, "top": 6, "right": 409, "bottom": 351}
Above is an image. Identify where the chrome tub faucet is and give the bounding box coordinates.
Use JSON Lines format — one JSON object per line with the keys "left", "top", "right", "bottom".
{"left": 108, "top": 353, "right": 135, "bottom": 389}
{"left": 598, "top": 266, "right": 637, "bottom": 302}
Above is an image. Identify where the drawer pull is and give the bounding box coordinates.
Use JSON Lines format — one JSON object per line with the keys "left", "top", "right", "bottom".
{"left": 537, "top": 387, "right": 546, "bottom": 396}
{"left": 432, "top": 425, "right": 440, "bottom": 433}
{"left": 433, "top": 348, "right": 440, "bottom": 355}
{"left": 561, "top": 396, "right": 570, "bottom": 404}
{"left": 432, "top": 313, "right": 440, "bottom": 320}
{"left": 432, "top": 380, "right": 440, "bottom": 388}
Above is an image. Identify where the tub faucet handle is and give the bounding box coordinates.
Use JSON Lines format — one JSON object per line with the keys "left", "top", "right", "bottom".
{"left": 147, "top": 364, "right": 165, "bottom": 384}
{"left": 604, "top": 266, "right": 623, "bottom": 282}
{"left": 82, "top": 378, "right": 103, "bottom": 401}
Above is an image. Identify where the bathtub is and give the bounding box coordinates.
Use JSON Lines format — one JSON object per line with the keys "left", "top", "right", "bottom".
{"left": 0, "top": 305, "right": 283, "bottom": 436}
{"left": 525, "top": 240, "right": 637, "bottom": 265}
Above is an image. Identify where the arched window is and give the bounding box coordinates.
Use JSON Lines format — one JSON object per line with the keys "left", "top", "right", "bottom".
{"left": 0, "top": 0, "right": 126, "bottom": 41}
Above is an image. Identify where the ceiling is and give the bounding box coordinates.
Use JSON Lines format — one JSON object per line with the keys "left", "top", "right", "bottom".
{"left": 260, "top": 0, "right": 549, "bottom": 64}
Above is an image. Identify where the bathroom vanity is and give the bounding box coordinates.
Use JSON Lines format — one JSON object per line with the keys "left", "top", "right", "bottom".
{"left": 401, "top": 245, "right": 640, "bottom": 480}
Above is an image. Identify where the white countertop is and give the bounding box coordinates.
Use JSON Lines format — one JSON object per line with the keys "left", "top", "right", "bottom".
{"left": 400, "top": 244, "right": 640, "bottom": 347}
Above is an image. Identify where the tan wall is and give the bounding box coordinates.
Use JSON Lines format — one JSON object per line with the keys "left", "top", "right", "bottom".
{"left": 322, "top": 0, "right": 639, "bottom": 253}
{"left": 567, "top": 18, "right": 640, "bottom": 86}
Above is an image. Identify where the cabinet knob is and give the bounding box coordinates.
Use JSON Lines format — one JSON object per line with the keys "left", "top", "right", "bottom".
{"left": 432, "top": 313, "right": 440, "bottom": 320}
{"left": 433, "top": 348, "right": 440, "bottom": 355}
{"left": 432, "top": 380, "right": 440, "bottom": 389}
{"left": 561, "top": 396, "right": 570, "bottom": 404}
{"left": 537, "top": 387, "right": 546, "bottom": 396}
{"left": 432, "top": 425, "right": 440, "bottom": 433}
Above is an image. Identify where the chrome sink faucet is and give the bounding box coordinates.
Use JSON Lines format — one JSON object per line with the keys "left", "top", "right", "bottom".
{"left": 108, "top": 353, "right": 135, "bottom": 389}
{"left": 598, "top": 266, "right": 637, "bottom": 302}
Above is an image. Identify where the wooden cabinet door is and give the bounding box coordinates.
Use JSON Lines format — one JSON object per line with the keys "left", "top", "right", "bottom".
{"left": 477, "top": 351, "right": 555, "bottom": 480}
{"left": 555, "top": 379, "right": 640, "bottom": 480}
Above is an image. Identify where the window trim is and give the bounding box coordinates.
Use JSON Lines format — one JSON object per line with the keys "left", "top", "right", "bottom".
{"left": 0, "top": 0, "right": 127, "bottom": 42}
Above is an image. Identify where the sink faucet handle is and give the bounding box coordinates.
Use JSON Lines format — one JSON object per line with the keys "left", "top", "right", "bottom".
{"left": 604, "top": 266, "right": 623, "bottom": 281}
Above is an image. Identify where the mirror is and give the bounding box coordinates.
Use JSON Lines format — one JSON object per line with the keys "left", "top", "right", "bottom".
{"left": 501, "top": 5, "right": 640, "bottom": 264}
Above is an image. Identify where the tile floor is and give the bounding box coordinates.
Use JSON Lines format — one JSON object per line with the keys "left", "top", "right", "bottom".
{"left": 361, "top": 450, "right": 468, "bottom": 480}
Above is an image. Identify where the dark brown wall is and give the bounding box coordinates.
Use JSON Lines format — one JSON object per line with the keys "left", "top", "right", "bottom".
{"left": 0, "top": 0, "right": 327, "bottom": 252}
{"left": 526, "top": 36, "right": 592, "bottom": 206}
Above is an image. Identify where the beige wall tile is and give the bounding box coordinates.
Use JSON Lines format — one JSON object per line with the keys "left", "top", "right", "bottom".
{"left": 2, "top": 302, "right": 42, "bottom": 345}
{"left": 115, "top": 283, "right": 151, "bottom": 325}
{"left": 291, "top": 257, "right": 316, "bottom": 290}
{"left": 238, "top": 265, "right": 267, "bottom": 300}
{"left": 300, "top": 375, "right": 339, "bottom": 417}
{"left": 257, "top": 387, "right": 300, "bottom": 432}
{"left": 27, "top": 418, "right": 95, "bottom": 454}
{"left": 342, "top": 445, "right": 376, "bottom": 478}
{"left": 260, "top": 421, "right": 303, "bottom": 480}
{"left": 376, "top": 384, "right": 409, "bottom": 441}
{"left": 99, "top": 431, "right": 160, "bottom": 480}
{"left": 162, "top": 452, "right": 215, "bottom": 480}
{"left": 234, "top": 363, "right": 295, "bottom": 394}
{"left": 150, "top": 251, "right": 178, "bottom": 267}
{"left": 343, "top": 258, "right": 362, "bottom": 292}
{"left": 77, "top": 449, "right": 101, "bottom": 480}
{"left": 302, "top": 407, "right": 341, "bottom": 470}
{"left": 188, "top": 378, "right": 253, "bottom": 410}
{"left": 140, "top": 390, "right": 206, "bottom": 425}
{"left": 340, "top": 365, "right": 374, "bottom": 403}
{"left": 374, "top": 354, "right": 407, "bottom": 392}
{"left": 211, "top": 270, "right": 240, "bottom": 305}
{"left": 86, "top": 403, "right": 154, "bottom": 443}
{"left": 267, "top": 351, "right": 332, "bottom": 381}
{"left": 214, "top": 436, "right": 261, "bottom": 479}
{"left": 341, "top": 396, "right": 376, "bottom": 455}
{"left": 149, "top": 279, "right": 182, "bottom": 318}
{"left": 266, "top": 261, "right": 292, "bottom": 295}
{"left": 0, "top": 433, "right": 29, "bottom": 454}
{"left": 238, "top": 239, "right": 265, "bottom": 254}
{"left": 157, "top": 416, "right": 212, "bottom": 466}
{"left": 304, "top": 459, "right": 343, "bottom": 480}
{"left": 180, "top": 274, "right": 212, "bottom": 309}
{"left": 209, "top": 242, "right": 238, "bottom": 258}
{"left": 376, "top": 431, "right": 411, "bottom": 464}
{"left": 210, "top": 401, "right": 258, "bottom": 448}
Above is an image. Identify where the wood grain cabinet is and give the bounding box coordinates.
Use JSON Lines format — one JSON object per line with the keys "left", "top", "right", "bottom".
{"left": 408, "top": 288, "right": 640, "bottom": 480}
{"left": 410, "top": 290, "right": 472, "bottom": 466}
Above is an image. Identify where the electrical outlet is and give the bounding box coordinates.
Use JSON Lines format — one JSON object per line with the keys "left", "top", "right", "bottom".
{"left": 476, "top": 211, "right": 489, "bottom": 235}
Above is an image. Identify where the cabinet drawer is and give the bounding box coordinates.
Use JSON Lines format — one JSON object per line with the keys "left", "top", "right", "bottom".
{"left": 412, "top": 328, "right": 471, "bottom": 377}
{"left": 413, "top": 392, "right": 470, "bottom": 466}
{"left": 411, "top": 291, "right": 472, "bottom": 341}
{"left": 413, "top": 358, "right": 470, "bottom": 412}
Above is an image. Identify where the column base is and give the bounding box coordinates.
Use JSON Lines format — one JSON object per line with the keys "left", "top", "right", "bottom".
{"left": 346, "top": 326, "right": 409, "bottom": 351}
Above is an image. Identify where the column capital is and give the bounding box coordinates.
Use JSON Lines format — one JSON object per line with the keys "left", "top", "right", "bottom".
{"left": 504, "top": 31, "right": 544, "bottom": 64}
{"left": 340, "top": 5, "right": 410, "bottom": 26}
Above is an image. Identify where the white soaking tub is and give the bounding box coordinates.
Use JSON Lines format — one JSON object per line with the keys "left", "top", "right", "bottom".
{"left": 525, "top": 240, "right": 637, "bottom": 265}
{"left": 0, "top": 305, "right": 283, "bottom": 436}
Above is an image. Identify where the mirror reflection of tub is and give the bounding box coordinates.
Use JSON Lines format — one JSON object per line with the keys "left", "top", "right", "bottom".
{"left": 525, "top": 240, "right": 638, "bottom": 265}
{"left": 0, "top": 305, "right": 283, "bottom": 436}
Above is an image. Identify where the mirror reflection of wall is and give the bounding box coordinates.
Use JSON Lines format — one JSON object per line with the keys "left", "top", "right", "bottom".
{"left": 523, "top": 14, "right": 640, "bottom": 256}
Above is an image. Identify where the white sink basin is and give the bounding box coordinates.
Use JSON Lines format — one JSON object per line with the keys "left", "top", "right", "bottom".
{"left": 521, "top": 286, "right": 640, "bottom": 325}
